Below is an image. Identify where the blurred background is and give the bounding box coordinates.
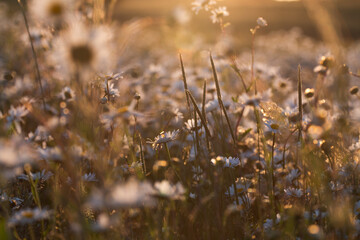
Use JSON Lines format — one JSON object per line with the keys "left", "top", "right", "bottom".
{"left": 113, "top": 0, "right": 360, "bottom": 44}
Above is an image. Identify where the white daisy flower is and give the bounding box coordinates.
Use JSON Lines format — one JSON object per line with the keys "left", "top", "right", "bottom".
{"left": 8, "top": 208, "right": 52, "bottom": 227}
{"left": 147, "top": 130, "right": 180, "bottom": 150}
{"left": 210, "top": 6, "right": 229, "bottom": 24}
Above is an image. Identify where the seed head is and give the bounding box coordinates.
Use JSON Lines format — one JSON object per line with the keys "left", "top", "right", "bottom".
{"left": 350, "top": 86, "right": 359, "bottom": 95}
{"left": 304, "top": 88, "right": 315, "bottom": 98}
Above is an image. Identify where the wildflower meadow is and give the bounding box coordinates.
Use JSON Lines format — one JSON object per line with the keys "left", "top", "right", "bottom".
{"left": 1, "top": 0, "right": 360, "bottom": 239}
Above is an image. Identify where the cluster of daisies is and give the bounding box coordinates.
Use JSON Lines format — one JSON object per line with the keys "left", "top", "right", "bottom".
{"left": 1, "top": 0, "right": 360, "bottom": 239}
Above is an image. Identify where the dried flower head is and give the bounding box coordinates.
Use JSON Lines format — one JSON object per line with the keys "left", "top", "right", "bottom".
{"left": 304, "top": 88, "right": 315, "bottom": 98}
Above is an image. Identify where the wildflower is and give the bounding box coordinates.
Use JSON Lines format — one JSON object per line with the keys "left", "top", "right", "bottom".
{"left": 191, "top": 0, "right": 217, "bottom": 14}
{"left": 204, "top": 99, "right": 220, "bottom": 112}
{"left": 147, "top": 130, "right": 180, "bottom": 150}
{"left": 8, "top": 208, "right": 52, "bottom": 227}
{"left": 257, "top": 17, "right": 268, "bottom": 27}
{"left": 100, "top": 102, "right": 143, "bottom": 131}
{"left": 59, "top": 86, "right": 75, "bottom": 101}
{"left": 211, "top": 156, "right": 240, "bottom": 168}
{"left": 30, "top": 0, "right": 73, "bottom": 25}
{"left": 350, "top": 141, "right": 360, "bottom": 152}
{"left": 286, "top": 169, "right": 301, "bottom": 183}
{"left": 173, "top": 6, "right": 191, "bottom": 25}
{"left": 108, "top": 179, "right": 155, "bottom": 208}
{"left": 134, "top": 92, "right": 141, "bottom": 101}
{"left": 0, "top": 137, "right": 38, "bottom": 167}
{"left": 27, "top": 126, "right": 53, "bottom": 148}
{"left": 153, "top": 180, "right": 185, "bottom": 200}
{"left": 263, "top": 214, "right": 281, "bottom": 232}
{"left": 103, "top": 80, "right": 120, "bottom": 98}
{"left": 304, "top": 88, "right": 315, "bottom": 98}
{"left": 17, "top": 170, "right": 53, "bottom": 182}
{"left": 284, "top": 187, "right": 303, "bottom": 198}
{"left": 184, "top": 119, "right": 202, "bottom": 132}
{"left": 53, "top": 19, "right": 114, "bottom": 77}
{"left": 264, "top": 119, "right": 280, "bottom": 134}
{"left": 226, "top": 178, "right": 250, "bottom": 196}
{"left": 273, "top": 77, "right": 292, "bottom": 94}
{"left": 6, "top": 105, "right": 29, "bottom": 133}
{"left": 91, "top": 213, "right": 119, "bottom": 232}
{"left": 82, "top": 172, "right": 97, "bottom": 182}
{"left": 210, "top": 6, "right": 229, "bottom": 24}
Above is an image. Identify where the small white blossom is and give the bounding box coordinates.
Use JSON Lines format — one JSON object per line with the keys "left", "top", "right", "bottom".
{"left": 210, "top": 6, "right": 229, "bottom": 24}
{"left": 147, "top": 130, "right": 180, "bottom": 150}
{"left": 211, "top": 156, "right": 240, "bottom": 168}
{"left": 6, "top": 105, "right": 29, "bottom": 133}
{"left": 153, "top": 180, "right": 185, "bottom": 200}
{"left": 284, "top": 187, "right": 303, "bottom": 198}
{"left": 257, "top": 17, "right": 268, "bottom": 27}
{"left": 8, "top": 208, "right": 52, "bottom": 227}
{"left": 191, "top": 0, "right": 217, "bottom": 14}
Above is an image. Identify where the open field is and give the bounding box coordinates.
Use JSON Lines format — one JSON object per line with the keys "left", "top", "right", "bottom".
{"left": 1, "top": 0, "right": 360, "bottom": 239}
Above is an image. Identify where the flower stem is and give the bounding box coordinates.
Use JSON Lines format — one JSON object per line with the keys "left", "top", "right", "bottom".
{"left": 17, "top": 0, "right": 46, "bottom": 111}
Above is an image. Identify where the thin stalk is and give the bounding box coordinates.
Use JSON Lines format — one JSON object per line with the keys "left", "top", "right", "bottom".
{"left": 230, "top": 172, "right": 240, "bottom": 206}
{"left": 202, "top": 80, "right": 211, "bottom": 151}
{"left": 230, "top": 57, "right": 248, "bottom": 92}
{"left": 17, "top": 0, "right": 46, "bottom": 111}
{"left": 193, "top": 109, "right": 200, "bottom": 160}
{"left": 298, "top": 65, "right": 303, "bottom": 142}
{"left": 271, "top": 133, "right": 276, "bottom": 196}
{"left": 282, "top": 129, "right": 297, "bottom": 169}
{"left": 350, "top": 71, "right": 360, "bottom": 78}
{"left": 164, "top": 143, "right": 182, "bottom": 182}
{"left": 210, "top": 53, "right": 236, "bottom": 146}
{"left": 139, "top": 133, "right": 146, "bottom": 175}
{"left": 186, "top": 90, "right": 212, "bottom": 140}
{"left": 179, "top": 53, "right": 190, "bottom": 109}
{"left": 251, "top": 27, "right": 260, "bottom": 95}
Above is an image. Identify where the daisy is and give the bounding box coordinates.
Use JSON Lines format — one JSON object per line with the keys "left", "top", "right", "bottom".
{"left": 184, "top": 119, "right": 202, "bottom": 132}
{"left": 8, "top": 208, "right": 52, "bottom": 227}
{"left": 6, "top": 105, "right": 29, "bottom": 133}
{"left": 82, "top": 172, "right": 98, "bottom": 182}
{"left": 153, "top": 180, "right": 185, "bottom": 200}
{"left": 264, "top": 119, "right": 280, "bottom": 134}
{"left": 17, "top": 170, "right": 53, "bottom": 182}
{"left": 284, "top": 187, "right": 303, "bottom": 198}
{"left": 29, "top": 0, "right": 74, "bottom": 26}
{"left": 147, "top": 130, "right": 180, "bottom": 150}
{"left": 210, "top": 6, "right": 229, "bottom": 24}
{"left": 257, "top": 17, "right": 268, "bottom": 27}
{"left": 52, "top": 19, "right": 114, "bottom": 78}
{"left": 108, "top": 179, "right": 155, "bottom": 208}
{"left": 273, "top": 77, "right": 293, "bottom": 94}
{"left": 59, "top": 86, "right": 75, "bottom": 101}
{"left": 0, "top": 137, "right": 38, "bottom": 167}
{"left": 211, "top": 156, "right": 240, "bottom": 168}
{"left": 191, "top": 0, "right": 217, "bottom": 14}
